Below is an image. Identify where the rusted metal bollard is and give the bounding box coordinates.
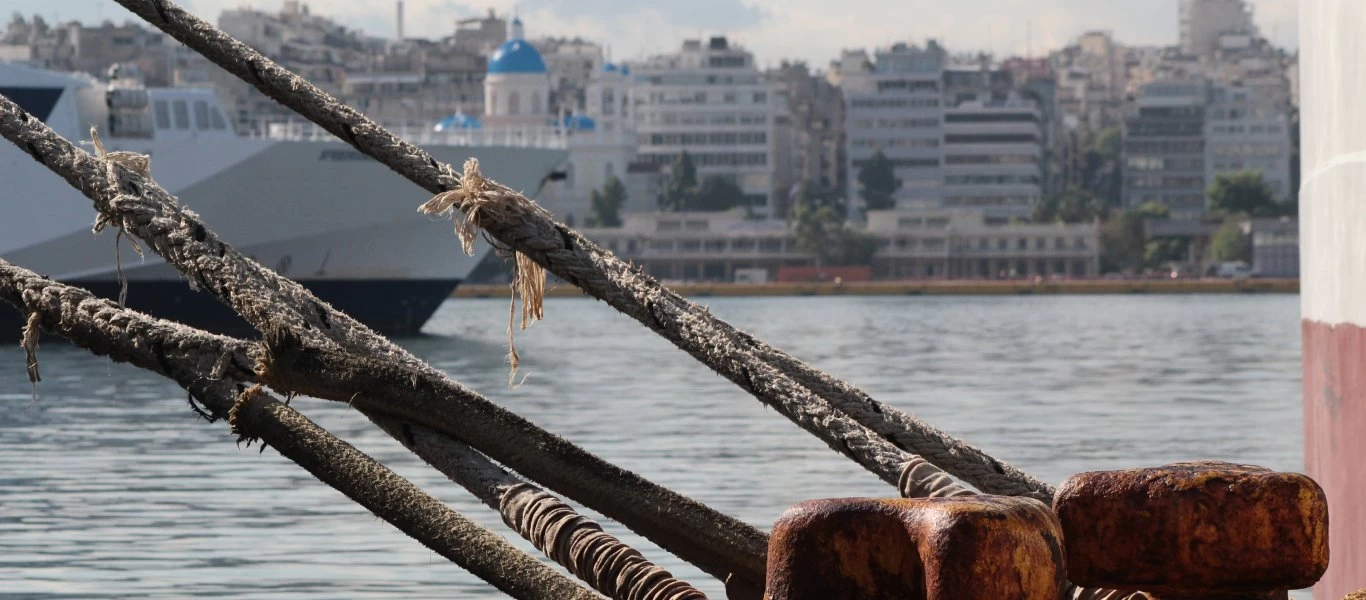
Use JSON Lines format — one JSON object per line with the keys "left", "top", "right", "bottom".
{"left": 765, "top": 496, "right": 1065, "bottom": 600}
{"left": 1053, "top": 461, "right": 1329, "bottom": 599}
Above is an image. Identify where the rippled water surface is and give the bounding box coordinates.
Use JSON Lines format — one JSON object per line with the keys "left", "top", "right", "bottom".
{"left": 0, "top": 294, "right": 1306, "bottom": 598}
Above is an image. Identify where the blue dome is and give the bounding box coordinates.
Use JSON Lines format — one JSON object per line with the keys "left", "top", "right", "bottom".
{"left": 620, "top": 65, "right": 630, "bottom": 75}
{"left": 434, "top": 112, "right": 481, "bottom": 131}
{"left": 556, "top": 114, "right": 596, "bottom": 131}
{"left": 603, "top": 62, "right": 618, "bottom": 72}
{"left": 488, "top": 39, "right": 546, "bottom": 74}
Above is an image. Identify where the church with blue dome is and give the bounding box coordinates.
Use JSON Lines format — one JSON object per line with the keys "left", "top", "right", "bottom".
{"left": 482, "top": 18, "right": 551, "bottom": 128}
{"left": 470, "top": 15, "right": 640, "bottom": 226}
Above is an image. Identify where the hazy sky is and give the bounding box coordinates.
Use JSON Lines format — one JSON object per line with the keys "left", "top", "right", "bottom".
{"left": 14, "top": 0, "right": 1298, "bottom": 67}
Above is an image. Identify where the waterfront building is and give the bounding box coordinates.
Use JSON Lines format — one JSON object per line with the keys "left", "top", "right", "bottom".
{"left": 579, "top": 209, "right": 1099, "bottom": 282}
{"left": 766, "top": 61, "right": 845, "bottom": 217}
{"left": 840, "top": 41, "right": 948, "bottom": 214}
{"left": 1205, "top": 83, "right": 1293, "bottom": 200}
{"left": 1249, "top": 217, "right": 1297, "bottom": 278}
{"left": 864, "top": 210, "right": 1098, "bottom": 279}
{"left": 941, "top": 93, "right": 1045, "bottom": 219}
{"left": 629, "top": 36, "right": 779, "bottom": 217}
{"left": 1122, "top": 80, "right": 1209, "bottom": 219}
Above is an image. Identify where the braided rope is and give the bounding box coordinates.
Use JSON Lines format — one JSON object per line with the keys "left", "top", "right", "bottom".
{"left": 107, "top": 0, "right": 1051, "bottom": 503}
{"left": 502, "top": 485, "right": 708, "bottom": 600}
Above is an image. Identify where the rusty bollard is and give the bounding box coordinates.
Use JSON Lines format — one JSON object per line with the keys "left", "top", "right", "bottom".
{"left": 765, "top": 496, "right": 1065, "bottom": 600}
{"left": 1053, "top": 461, "right": 1329, "bottom": 599}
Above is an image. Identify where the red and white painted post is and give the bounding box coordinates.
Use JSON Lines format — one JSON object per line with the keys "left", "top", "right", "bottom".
{"left": 1300, "top": 2, "right": 1366, "bottom": 597}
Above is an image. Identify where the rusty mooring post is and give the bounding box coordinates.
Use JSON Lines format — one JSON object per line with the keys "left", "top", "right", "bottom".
{"left": 1053, "top": 461, "right": 1329, "bottom": 599}
{"left": 764, "top": 496, "right": 1065, "bottom": 600}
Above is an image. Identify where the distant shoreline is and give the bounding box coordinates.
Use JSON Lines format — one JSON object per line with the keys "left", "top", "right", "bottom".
{"left": 454, "top": 278, "right": 1299, "bottom": 298}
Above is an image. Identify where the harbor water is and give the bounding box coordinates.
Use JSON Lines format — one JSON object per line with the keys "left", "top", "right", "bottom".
{"left": 0, "top": 294, "right": 1307, "bottom": 598}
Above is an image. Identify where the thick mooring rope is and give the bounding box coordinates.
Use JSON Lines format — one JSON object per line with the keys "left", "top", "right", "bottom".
{"left": 105, "top": 0, "right": 1051, "bottom": 502}
{"left": 0, "top": 96, "right": 767, "bottom": 590}
{"left": 501, "top": 485, "right": 707, "bottom": 600}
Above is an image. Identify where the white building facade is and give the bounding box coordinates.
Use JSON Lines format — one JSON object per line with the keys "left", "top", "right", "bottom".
{"left": 629, "top": 36, "right": 779, "bottom": 217}
{"left": 941, "top": 95, "right": 1045, "bottom": 219}
{"left": 1205, "top": 83, "right": 1293, "bottom": 201}
{"left": 840, "top": 42, "right": 947, "bottom": 214}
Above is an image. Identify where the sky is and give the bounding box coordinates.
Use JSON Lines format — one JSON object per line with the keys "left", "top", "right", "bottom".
{"left": 15, "top": 0, "right": 1298, "bottom": 67}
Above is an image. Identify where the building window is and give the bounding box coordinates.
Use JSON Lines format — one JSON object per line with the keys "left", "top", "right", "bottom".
{"left": 193, "top": 100, "right": 210, "bottom": 129}
{"left": 605, "top": 162, "right": 615, "bottom": 180}
{"left": 172, "top": 99, "right": 190, "bottom": 129}
{"left": 490, "top": 92, "right": 498, "bottom": 114}
{"left": 210, "top": 108, "right": 227, "bottom": 130}
{"left": 153, "top": 100, "right": 170, "bottom": 129}
{"left": 1035, "top": 238, "right": 1046, "bottom": 250}
{"left": 532, "top": 92, "right": 542, "bottom": 115}
{"left": 1017, "top": 238, "right": 1027, "bottom": 250}
{"left": 508, "top": 91, "right": 520, "bottom": 115}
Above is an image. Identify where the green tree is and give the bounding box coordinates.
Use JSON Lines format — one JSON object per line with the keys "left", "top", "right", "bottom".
{"left": 1093, "top": 127, "right": 1122, "bottom": 161}
{"left": 1058, "top": 185, "right": 1108, "bottom": 223}
{"left": 1031, "top": 195, "right": 1060, "bottom": 223}
{"left": 693, "top": 175, "right": 748, "bottom": 212}
{"left": 587, "top": 176, "right": 627, "bottom": 227}
{"left": 1100, "top": 201, "right": 1172, "bottom": 274}
{"left": 789, "top": 183, "right": 876, "bottom": 266}
{"left": 857, "top": 150, "right": 902, "bottom": 212}
{"left": 1036, "top": 185, "right": 1108, "bottom": 224}
{"left": 1208, "top": 219, "right": 1251, "bottom": 263}
{"left": 661, "top": 151, "right": 698, "bottom": 212}
{"left": 1207, "top": 170, "right": 1280, "bottom": 217}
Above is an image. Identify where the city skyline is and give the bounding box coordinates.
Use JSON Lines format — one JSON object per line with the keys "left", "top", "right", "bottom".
{"left": 14, "top": 0, "right": 1298, "bottom": 68}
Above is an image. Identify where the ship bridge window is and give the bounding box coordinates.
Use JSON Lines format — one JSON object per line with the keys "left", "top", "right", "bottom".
{"left": 172, "top": 99, "right": 190, "bottom": 129}
{"left": 210, "top": 108, "right": 227, "bottom": 130}
{"left": 193, "top": 100, "right": 210, "bottom": 129}
{"left": 154, "top": 99, "right": 170, "bottom": 129}
{"left": 0, "top": 86, "right": 64, "bottom": 122}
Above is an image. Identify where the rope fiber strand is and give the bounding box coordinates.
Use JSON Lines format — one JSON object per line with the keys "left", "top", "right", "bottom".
{"left": 106, "top": 0, "right": 1051, "bottom": 502}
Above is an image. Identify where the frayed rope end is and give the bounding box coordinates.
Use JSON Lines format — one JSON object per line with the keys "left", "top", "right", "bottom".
{"left": 21, "top": 312, "right": 41, "bottom": 402}
{"left": 420, "top": 159, "right": 546, "bottom": 387}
